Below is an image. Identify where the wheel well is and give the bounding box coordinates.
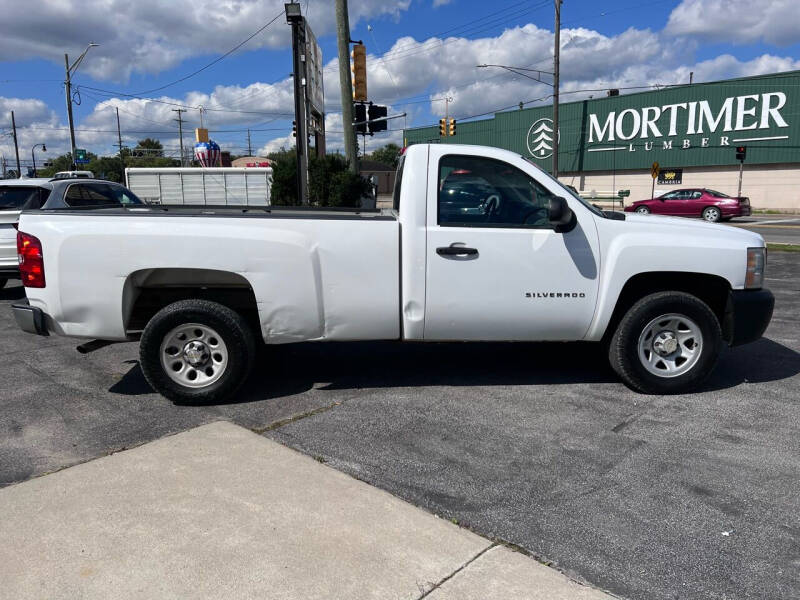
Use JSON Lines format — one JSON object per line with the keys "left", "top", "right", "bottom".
{"left": 124, "top": 268, "right": 259, "bottom": 333}
{"left": 605, "top": 272, "right": 731, "bottom": 342}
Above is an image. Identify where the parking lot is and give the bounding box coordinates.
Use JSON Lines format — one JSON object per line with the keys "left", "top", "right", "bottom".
{"left": 1, "top": 251, "right": 798, "bottom": 600}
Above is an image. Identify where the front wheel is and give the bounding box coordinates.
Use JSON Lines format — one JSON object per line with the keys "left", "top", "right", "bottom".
{"left": 608, "top": 291, "right": 723, "bottom": 394}
{"left": 702, "top": 206, "right": 721, "bottom": 222}
{"left": 140, "top": 299, "right": 255, "bottom": 404}
{"left": 635, "top": 206, "right": 651, "bottom": 215}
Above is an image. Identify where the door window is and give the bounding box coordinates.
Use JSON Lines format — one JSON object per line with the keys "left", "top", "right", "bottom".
{"left": 438, "top": 155, "right": 554, "bottom": 228}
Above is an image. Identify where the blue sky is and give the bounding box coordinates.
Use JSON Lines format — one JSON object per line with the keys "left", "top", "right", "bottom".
{"left": 1, "top": 0, "right": 798, "bottom": 163}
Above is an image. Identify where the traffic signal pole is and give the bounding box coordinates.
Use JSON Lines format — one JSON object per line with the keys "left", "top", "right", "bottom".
{"left": 336, "top": 0, "right": 358, "bottom": 173}
{"left": 738, "top": 160, "right": 744, "bottom": 198}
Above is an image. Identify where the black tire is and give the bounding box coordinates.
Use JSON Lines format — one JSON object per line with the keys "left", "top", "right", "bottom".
{"left": 140, "top": 299, "right": 255, "bottom": 404}
{"left": 702, "top": 206, "right": 721, "bottom": 222}
{"left": 635, "top": 206, "right": 651, "bottom": 215}
{"left": 608, "top": 291, "right": 723, "bottom": 394}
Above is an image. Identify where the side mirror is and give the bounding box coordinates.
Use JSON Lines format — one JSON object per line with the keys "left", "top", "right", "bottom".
{"left": 548, "top": 196, "right": 576, "bottom": 232}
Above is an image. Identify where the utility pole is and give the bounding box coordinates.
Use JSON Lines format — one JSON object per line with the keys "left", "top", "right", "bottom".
{"left": 336, "top": 0, "right": 357, "bottom": 173}
{"left": 552, "top": 0, "right": 562, "bottom": 178}
{"left": 115, "top": 107, "right": 124, "bottom": 167}
{"left": 11, "top": 111, "right": 21, "bottom": 178}
{"left": 247, "top": 129, "right": 253, "bottom": 156}
{"left": 63, "top": 43, "right": 99, "bottom": 170}
{"left": 64, "top": 54, "right": 77, "bottom": 170}
{"left": 445, "top": 97, "right": 453, "bottom": 138}
{"left": 172, "top": 109, "right": 186, "bottom": 167}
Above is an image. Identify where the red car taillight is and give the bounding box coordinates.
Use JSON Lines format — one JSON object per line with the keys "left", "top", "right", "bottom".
{"left": 17, "top": 231, "right": 45, "bottom": 288}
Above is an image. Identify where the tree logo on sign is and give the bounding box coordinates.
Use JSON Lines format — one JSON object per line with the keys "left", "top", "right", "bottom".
{"left": 526, "top": 118, "right": 560, "bottom": 160}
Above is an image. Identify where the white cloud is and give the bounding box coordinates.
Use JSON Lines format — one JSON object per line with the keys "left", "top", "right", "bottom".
{"left": 433, "top": 0, "right": 453, "bottom": 7}
{"left": 4, "top": 13, "right": 799, "bottom": 165}
{"left": 0, "top": 0, "right": 412, "bottom": 82}
{"left": 666, "top": 0, "right": 800, "bottom": 46}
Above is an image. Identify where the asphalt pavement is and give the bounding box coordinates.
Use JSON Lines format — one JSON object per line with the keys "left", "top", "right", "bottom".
{"left": 1, "top": 252, "right": 799, "bottom": 600}
{"left": 726, "top": 214, "right": 800, "bottom": 245}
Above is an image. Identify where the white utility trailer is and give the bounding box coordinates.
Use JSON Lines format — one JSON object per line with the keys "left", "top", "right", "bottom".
{"left": 125, "top": 167, "right": 273, "bottom": 206}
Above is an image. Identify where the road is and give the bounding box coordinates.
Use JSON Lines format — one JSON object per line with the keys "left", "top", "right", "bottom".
{"left": 726, "top": 215, "right": 800, "bottom": 245}
{"left": 1, "top": 252, "right": 799, "bottom": 600}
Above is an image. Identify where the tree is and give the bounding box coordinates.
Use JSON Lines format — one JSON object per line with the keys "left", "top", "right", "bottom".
{"left": 87, "top": 156, "right": 124, "bottom": 183}
{"left": 132, "top": 138, "right": 164, "bottom": 157}
{"left": 268, "top": 148, "right": 299, "bottom": 206}
{"left": 367, "top": 143, "right": 401, "bottom": 169}
{"left": 36, "top": 151, "right": 98, "bottom": 178}
{"left": 267, "top": 147, "right": 370, "bottom": 207}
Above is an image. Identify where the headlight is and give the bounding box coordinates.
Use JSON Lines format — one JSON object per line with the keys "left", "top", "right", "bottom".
{"left": 745, "top": 247, "right": 766, "bottom": 289}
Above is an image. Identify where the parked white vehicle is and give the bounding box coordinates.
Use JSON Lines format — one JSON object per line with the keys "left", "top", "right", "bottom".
{"left": 126, "top": 167, "right": 273, "bottom": 206}
{"left": 13, "top": 144, "right": 773, "bottom": 401}
{"left": 0, "top": 178, "right": 53, "bottom": 287}
{"left": 53, "top": 171, "right": 94, "bottom": 179}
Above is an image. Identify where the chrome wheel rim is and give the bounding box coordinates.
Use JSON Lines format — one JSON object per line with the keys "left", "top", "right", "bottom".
{"left": 703, "top": 208, "right": 720, "bottom": 222}
{"left": 637, "top": 313, "right": 703, "bottom": 378}
{"left": 159, "top": 323, "right": 228, "bottom": 388}
{"left": 635, "top": 207, "right": 649, "bottom": 214}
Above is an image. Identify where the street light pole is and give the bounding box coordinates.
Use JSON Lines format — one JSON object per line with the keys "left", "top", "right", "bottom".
{"left": 64, "top": 43, "right": 99, "bottom": 170}
{"left": 31, "top": 143, "right": 46, "bottom": 177}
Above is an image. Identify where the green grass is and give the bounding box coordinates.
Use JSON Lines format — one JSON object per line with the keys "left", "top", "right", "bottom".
{"left": 768, "top": 243, "right": 800, "bottom": 252}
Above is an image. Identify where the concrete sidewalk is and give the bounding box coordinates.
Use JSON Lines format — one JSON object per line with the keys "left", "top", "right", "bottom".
{"left": 0, "top": 421, "right": 615, "bottom": 599}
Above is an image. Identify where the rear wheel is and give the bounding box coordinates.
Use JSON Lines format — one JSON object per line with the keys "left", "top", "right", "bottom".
{"left": 140, "top": 299, "right": 255, "bottom": 404}
{"left": 702, "top": 206, "right": 721, "bottom": 222}
{"left": 608, "top": 291, "right": 723, "bottom": 394}
{"left": 635, "top": 206, "right": 651, "bottom": 215}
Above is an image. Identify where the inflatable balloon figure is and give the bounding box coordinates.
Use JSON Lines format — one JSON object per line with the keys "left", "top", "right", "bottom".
{"left": 194, "top": 140, "right": 221, "bottom": 167}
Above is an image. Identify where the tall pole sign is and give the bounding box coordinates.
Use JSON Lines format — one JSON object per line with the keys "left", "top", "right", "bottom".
{"left": 286, "top": 3, "right": 309, "bottom": 204}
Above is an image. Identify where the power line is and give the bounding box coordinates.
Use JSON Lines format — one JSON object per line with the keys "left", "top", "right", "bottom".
{"left": 120, "top": 9, "right": 285, "bottom": 96}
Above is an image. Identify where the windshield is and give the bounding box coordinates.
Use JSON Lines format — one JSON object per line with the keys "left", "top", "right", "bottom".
{"left": 522, "top": 157, "right": 604, "bottom": 216}
{"left": 0, "top": 186, "right": 39, "bottom": 209}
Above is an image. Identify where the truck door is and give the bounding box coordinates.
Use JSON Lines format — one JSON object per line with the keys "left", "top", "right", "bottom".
{"left": 424, "top": 150, "right": 601, "bottom": 341}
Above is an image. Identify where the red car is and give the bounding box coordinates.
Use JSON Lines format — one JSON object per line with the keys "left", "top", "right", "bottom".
{"left": 624, "top": 189, "right": 751, "bottom": 222}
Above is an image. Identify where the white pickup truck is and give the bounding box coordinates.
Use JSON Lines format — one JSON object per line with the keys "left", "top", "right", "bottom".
{"left": 12, "top": 144, "right": 773, "bottom": 402}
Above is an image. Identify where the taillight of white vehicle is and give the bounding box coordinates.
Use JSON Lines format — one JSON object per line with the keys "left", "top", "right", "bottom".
{"left": 17, "top": 231, "right": 45, "bottom": 288}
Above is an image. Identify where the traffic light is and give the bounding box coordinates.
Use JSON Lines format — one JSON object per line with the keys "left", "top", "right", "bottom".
{"left": 368, "top": 104, "right": 388, "bottom": 133}
{"left": 736, "top": 146, "right": 747, "bottom": 161}
{"left": 292, "top": 120, "right": 297, "bottom": 137}
{"left": 448, "top": 118, "right": 456, "bottom": 136}
{"left": 439, "top": 118, "right": 446, "bottom": 137}
{"left": 354, "top": 103, "right": 367, "bottom": 135}
{"left": 351, "top": 43, "right": 367, "bottom": 102}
